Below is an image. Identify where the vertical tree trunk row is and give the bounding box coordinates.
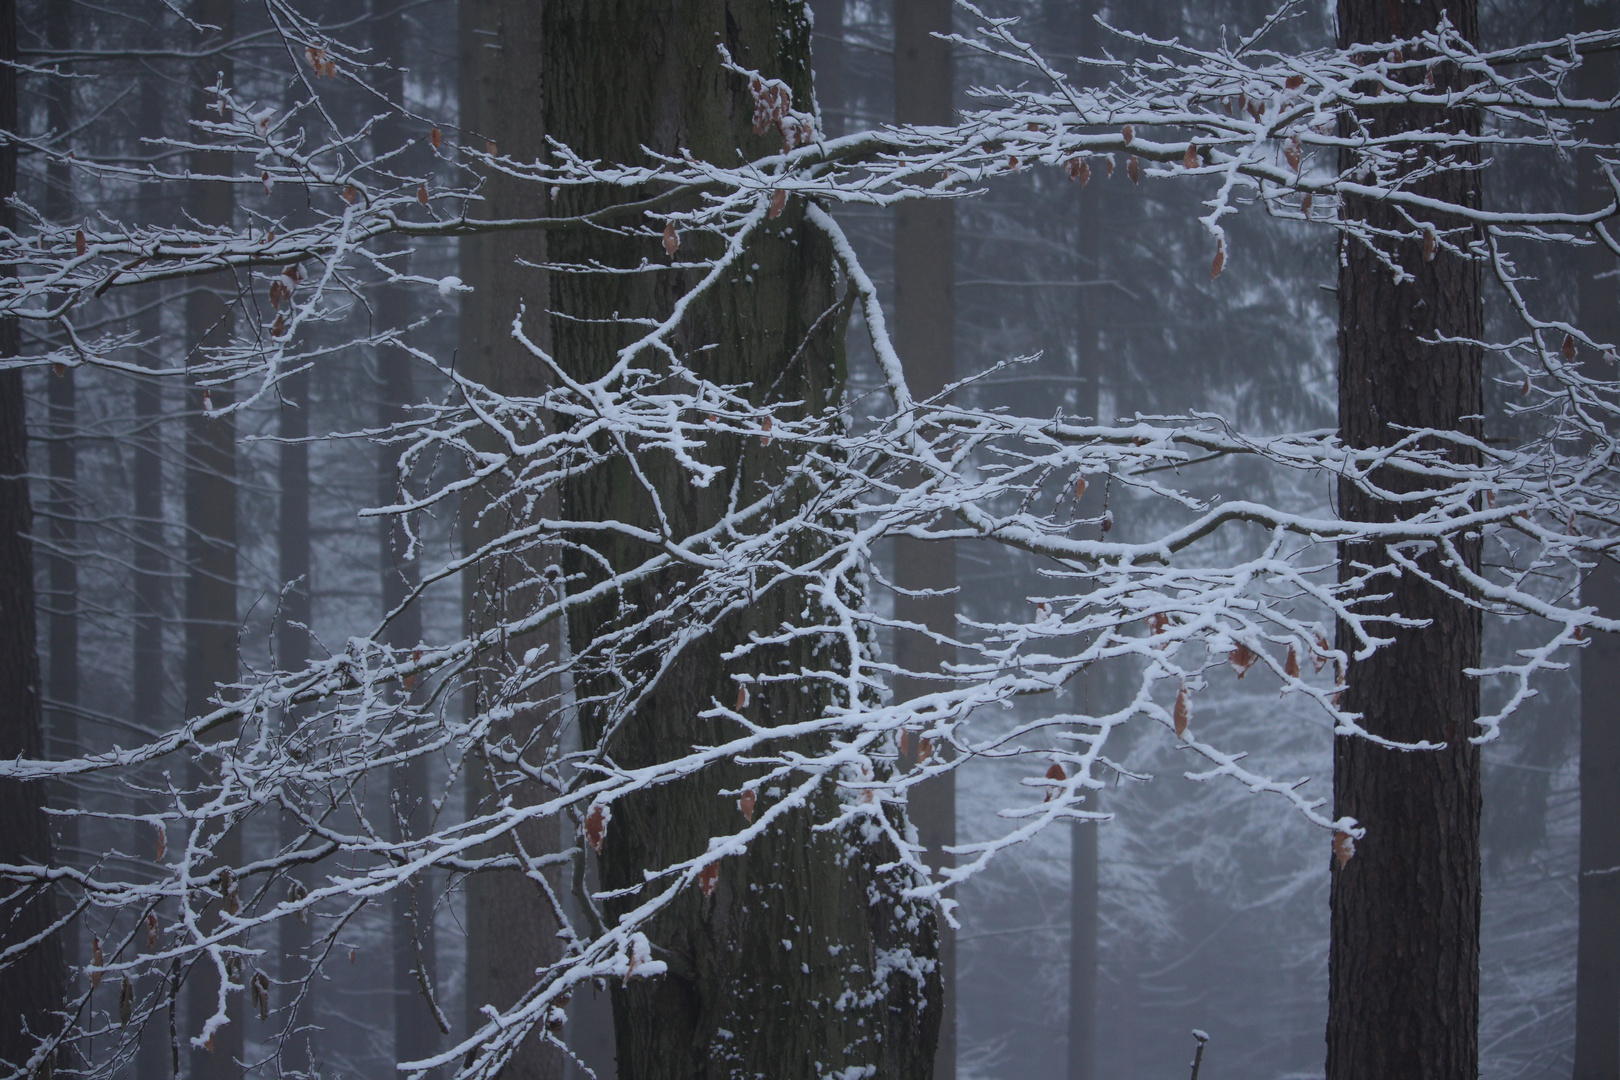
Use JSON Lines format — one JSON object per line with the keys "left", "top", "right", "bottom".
{"left": 1328, "top": 4, "right": 1484, "bottom": 1080}
{"left": 183, "top": 0, "right": 241, "bottom": 1073}
{"left": 893, "top": 2, "right": 958, "bottom": 1076}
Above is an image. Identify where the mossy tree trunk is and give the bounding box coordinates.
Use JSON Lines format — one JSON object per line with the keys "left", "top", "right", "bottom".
{"left": 545, "top": 3, "right": 941, "bottom": 1078}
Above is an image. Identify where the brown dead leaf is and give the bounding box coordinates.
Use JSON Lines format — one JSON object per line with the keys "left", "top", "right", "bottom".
{"left": 586, "top": 803, "right": 609, "bottom": 854}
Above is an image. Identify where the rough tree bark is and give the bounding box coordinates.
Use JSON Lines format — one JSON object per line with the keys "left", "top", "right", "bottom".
{"left": 183, "top": 0, "right": 242, "bottom": 1074}
{"left": 1327, "top": 3, "right": 1483, "bottom": 1080}
{"left": 0, "top": 0, "right": 66, "bottom": 1070}
{"left": 457, "top": 3, "right": 568, "bottom": 1078}
{"left": 545, "top": 2, "right": 941, "bottom": 1077}
{"left": 893, "top": 2, "right": 957, "bottom": 1076}
{"left": 1574, "top": 2, "right": 1620, "bottom": 1075}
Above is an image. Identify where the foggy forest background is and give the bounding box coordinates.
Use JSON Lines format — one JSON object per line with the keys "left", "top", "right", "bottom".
{"left": 11, "top": 0, "right": 1586, "bottom": 1077}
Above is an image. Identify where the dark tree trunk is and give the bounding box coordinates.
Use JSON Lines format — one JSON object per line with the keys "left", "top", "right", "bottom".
{"left": 41, "top": 0, "right": 79, "bottom": 986}
{"left": 893, "top": 2, "right": 957, "bottom": 1076}
{"left": 131, "top": 43, "right": 171, "bottom": 1080}
{"left": 0, "top": 0, "right": 66, "bottom": 1071}
{"left": 457, "top": 4, "right": 567, "bottom": 1078}
{"left": 545, "top": 3, "right": 941, "bottom": 1078}
{"left": 183, "top": 0, "right": 241, "bottom": 1074}
{"left": 1574, "top": 4, "right": 1620, "bottom": 1076}
{"left": 276, "top": 361, "right": 313, "bottom": 1078}
{"left": 1327, "top": 4, "right": 1483, "bottom": 1080}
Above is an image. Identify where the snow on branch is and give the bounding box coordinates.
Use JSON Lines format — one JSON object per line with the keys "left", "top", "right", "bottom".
{"left": 4, "top": 5, "right": 1619, "bottom": 1079}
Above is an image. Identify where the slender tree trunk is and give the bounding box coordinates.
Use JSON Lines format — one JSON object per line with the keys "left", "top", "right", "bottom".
{"left": 1327, "top": 4, "right": 1483, "bottom": 1080}
{"left": 41, "top": 0, "right": 79, "bottom": 987}
{"left": 276, "top": 362, "right": 313, "bottom": 1077}
{"left": 131, "top": 40, "right": 171, "bottom": 1079}
{"left": 371, "top": 7, "right": 439, "bottom": 1068}
{"left": 1039, "top": 4, "right": 1102, "bottom": 1075}
{"left": 808, "top": 0, "right": 845, "bottom": 138}
{"left": 457, "top": 4, "right": 566, "bottom": 1078}
{"left": 1575, "top": 3, "right": 1620, "bottom": 1075}
{"left": 545, "top": 3, "right": 941, "bottom": 1078}
{"left": 893, "top": 2, "right": 957, "bottom": 1076}
{"left": 0, "top": 0, "right": 66, "bottom": 1070}
{"left": 183, "top": 1, "right": 241, "bottom": 1074}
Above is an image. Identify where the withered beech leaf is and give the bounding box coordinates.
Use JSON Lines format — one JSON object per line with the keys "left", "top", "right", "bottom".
{"left": 586, "top": 803, "right": 609, "bottom": 854}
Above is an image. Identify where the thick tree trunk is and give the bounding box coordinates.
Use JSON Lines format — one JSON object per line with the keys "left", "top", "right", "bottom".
{"left": 457, "top": 4, "right": 567, "bottom": 1078}
{"left": 893, "top": 3, "right": 957, "bottom": 1076}
{"left": 0, "top": 0, "right": 66, "bottom": 1070}
{"left": 1574, "top": 3, "right": 1620, "bottom": 1075}
{"left": 183, "top": 1, "right": 241, "bottom": 1074}
{"left": 1328, "top": 4, "right": 1483, "bottom": 1080}
{"left": 545, "top": 4, "right": 941, "bottom": 1078}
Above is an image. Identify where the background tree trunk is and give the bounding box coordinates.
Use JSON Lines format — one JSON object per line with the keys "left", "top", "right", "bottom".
{"left": 132, "top": 35, "right": 171, "bottom": 1078}
{"left": 276, "top": 336, "right": 313, "bottom": 1080}
{"left": 1328, "top": 3, "right": 1483, "bottom": 1079}
{"left": 370, "top": 8, "right": 441, "bottom": 1070}
{"left": 457, "top": 4, "right": 566, "bottom": 1077}
{"left": 545, "top": 3, "right": 942, "bottom": 1077}
{"left": 41, "top": 0, "right": 79, "bottom": 989}
{"left": 1037, "top": 4, "right": 1102, "bottom": 1076}
{"left": 183, "top": 0, "right": 241, "bottom": 1074}
{"left": 808, "top": 0, "right": 845, "bottom": 139}
{"left": 1575, "top": 2, "right": 1620, "bottom": 1075}
{"left": 0, "top": 0, "right": 66, "bottom": 1069}
{"left": 893, "top": 2, "right": 957, "bottom": 1076}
